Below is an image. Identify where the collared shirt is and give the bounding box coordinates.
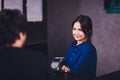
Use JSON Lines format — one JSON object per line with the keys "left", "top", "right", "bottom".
{"left": 65, "top": 41, "right": 97, "bottom": 79}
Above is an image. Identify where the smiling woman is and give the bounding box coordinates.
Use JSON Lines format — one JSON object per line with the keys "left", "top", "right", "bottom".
{"left": 61, "top": 15, "right": 97, "bottom": 80}
{"left": 72, "top": 21, "right": 86, "bottom": 45}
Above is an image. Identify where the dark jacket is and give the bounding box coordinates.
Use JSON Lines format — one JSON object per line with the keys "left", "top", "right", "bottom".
{"left": 0, "top": 46, "right": 50, "bottom": 80}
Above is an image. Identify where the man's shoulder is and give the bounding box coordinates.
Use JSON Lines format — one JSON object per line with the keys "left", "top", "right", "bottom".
{"left": 19, "top": 48, "right": 48, "bottom": 60}
{"left": 0, "top": 47, "right": 47, "bottom": 58}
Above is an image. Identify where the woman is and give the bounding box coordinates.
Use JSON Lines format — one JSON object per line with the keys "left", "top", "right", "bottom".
{"left": 61, "top": 15, "right": 97, "bottom": 80}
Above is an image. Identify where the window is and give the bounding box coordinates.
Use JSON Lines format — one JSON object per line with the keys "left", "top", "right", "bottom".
{"left": 1, "top": 0, "right": 44, "bottom": 22}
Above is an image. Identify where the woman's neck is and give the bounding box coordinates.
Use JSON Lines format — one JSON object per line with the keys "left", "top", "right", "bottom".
{"left": 76, "top": 39, "right": 87, "bottom": 45}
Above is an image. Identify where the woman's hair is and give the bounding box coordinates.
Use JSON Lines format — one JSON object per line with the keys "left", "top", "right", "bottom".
{"left": 0, "top": 9, "right": 27, "bottom": 45}
{"left": 72, "top": 15, "right": 93, "bottom": 42}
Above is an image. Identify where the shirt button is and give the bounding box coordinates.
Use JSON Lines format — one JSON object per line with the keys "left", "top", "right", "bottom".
{"left": 72, "top": 53, "right": 75, "bottom": 56}
{"left": 70, "top": 58, "right": 72, "bottom": 60}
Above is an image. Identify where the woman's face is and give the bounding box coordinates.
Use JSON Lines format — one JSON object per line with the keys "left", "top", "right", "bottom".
{"left": 72, "top": 21, "right": 86, "bottom": 44}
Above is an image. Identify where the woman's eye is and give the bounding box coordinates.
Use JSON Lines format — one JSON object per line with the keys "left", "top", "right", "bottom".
{"left": 78, "top": 29, "right": 82, "bottom": 31}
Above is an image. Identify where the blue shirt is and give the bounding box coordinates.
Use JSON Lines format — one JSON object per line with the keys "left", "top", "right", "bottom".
{"left": 65, "top": 41, "right": 97, "bottom": 79}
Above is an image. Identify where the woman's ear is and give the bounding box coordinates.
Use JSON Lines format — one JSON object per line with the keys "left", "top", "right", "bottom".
{"left": 89, "top": 30, "right": 92, "bottom": 36}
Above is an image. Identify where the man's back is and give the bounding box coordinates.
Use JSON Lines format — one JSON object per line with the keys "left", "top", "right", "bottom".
{"left": 0, "top": 46, "right": 50, "bottom": 80}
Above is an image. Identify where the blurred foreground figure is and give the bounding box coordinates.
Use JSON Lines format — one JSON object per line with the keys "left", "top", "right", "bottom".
{"left": 0, "top": 9, "right": 50, "bottom": 80}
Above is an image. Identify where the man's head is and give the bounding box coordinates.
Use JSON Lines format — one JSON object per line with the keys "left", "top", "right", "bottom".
{"left": 0, "top": 9, "right": 27, "bottom": 47}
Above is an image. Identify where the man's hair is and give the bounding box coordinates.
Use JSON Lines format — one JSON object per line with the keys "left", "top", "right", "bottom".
{"left": 0, "top": 9, "right": 27, "bottom": 45}
{"left": 72, "top": 15, "right": 93, "bottom": 42}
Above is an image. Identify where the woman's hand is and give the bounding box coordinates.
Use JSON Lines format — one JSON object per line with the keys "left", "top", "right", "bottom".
{"left": 61, "top": 65, "right": 70, "bottom": 72}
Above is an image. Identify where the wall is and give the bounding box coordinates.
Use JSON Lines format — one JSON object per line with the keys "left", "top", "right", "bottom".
{"left": 47, "top": 0, "right": 80, "bottom": 58}
{"left": 47, "top": 0, "right": 120, "bottom": 76}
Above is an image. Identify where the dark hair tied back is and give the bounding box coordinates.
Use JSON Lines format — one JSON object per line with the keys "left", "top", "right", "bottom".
{"left": 72, "top": 15, "right": 93, "bottom": 42}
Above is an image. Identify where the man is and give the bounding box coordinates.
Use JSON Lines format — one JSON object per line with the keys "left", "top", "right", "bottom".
{"left": 0, "top": 9, "right": 50, "bottom": 80}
